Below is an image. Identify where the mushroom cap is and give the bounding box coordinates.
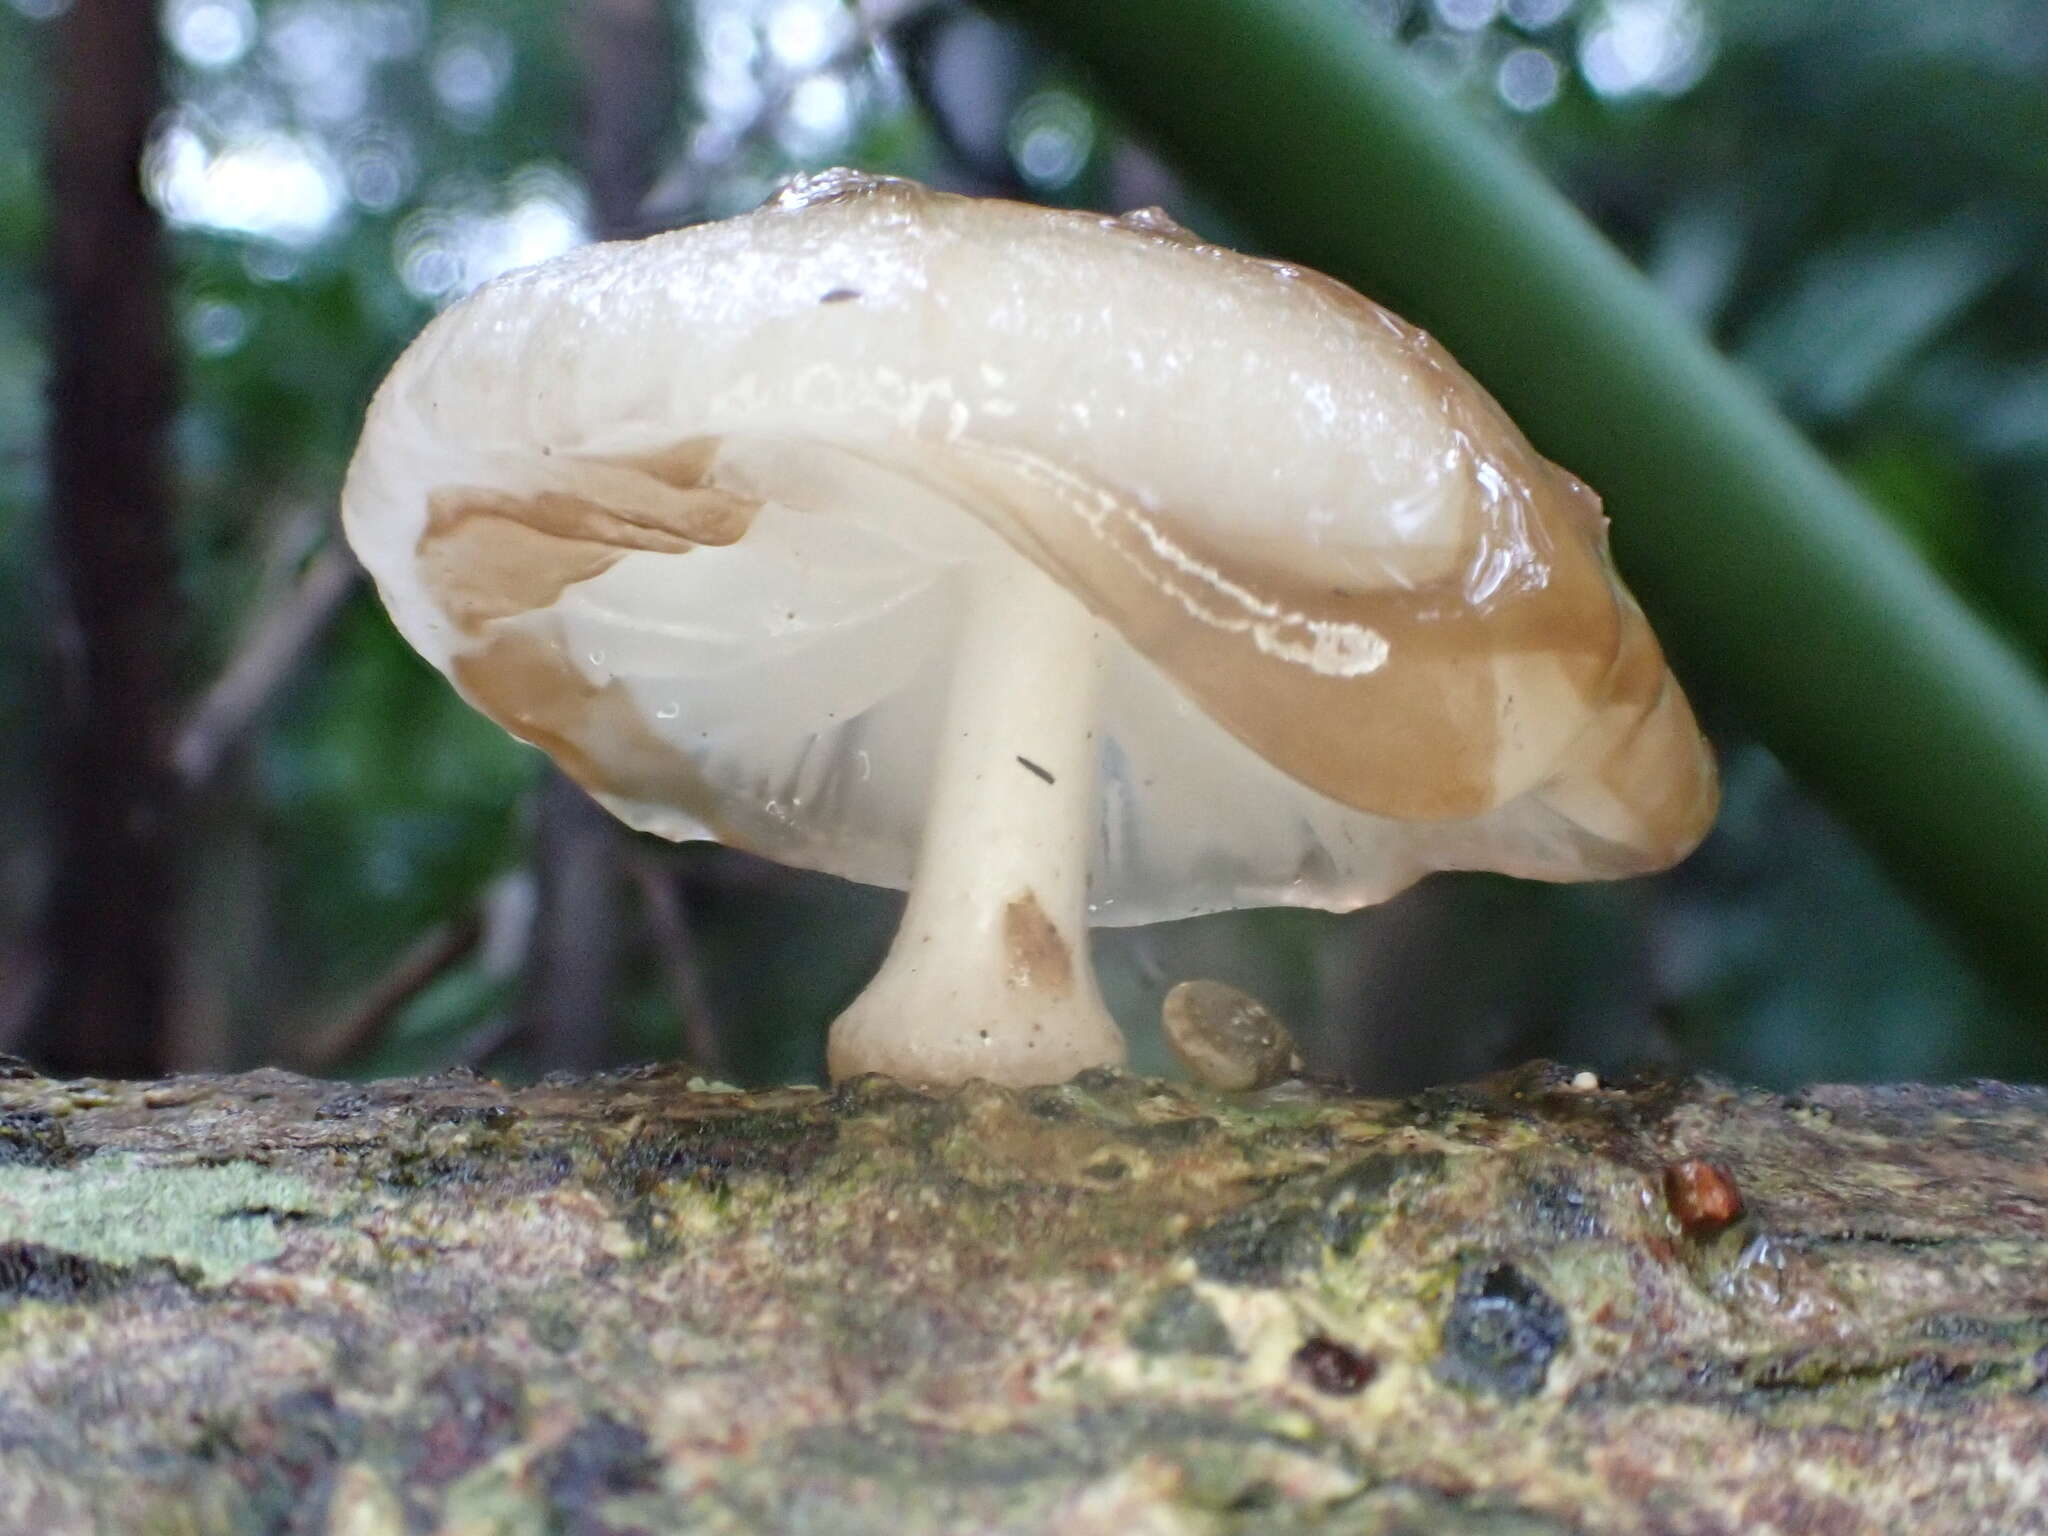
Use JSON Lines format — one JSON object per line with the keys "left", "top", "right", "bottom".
{"left": 343, "top": 169, "right": 1717, "bottom": 926}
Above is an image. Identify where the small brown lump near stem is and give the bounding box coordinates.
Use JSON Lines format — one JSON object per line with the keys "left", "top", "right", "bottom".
{"left": 1161, "top": 979, "right": 1298, "bottom": 1092}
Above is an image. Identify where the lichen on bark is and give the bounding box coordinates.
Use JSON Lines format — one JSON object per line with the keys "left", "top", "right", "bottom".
{"left": 0, "top": 1059, "right": 2044, "bottom": 1533}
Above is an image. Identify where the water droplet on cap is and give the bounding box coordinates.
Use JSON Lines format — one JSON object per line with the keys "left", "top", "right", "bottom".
{"left": 1114, "top": 206, "right": 1202, "bottom": 245}
{"left": 767, "top": 166, "right": 906, "bottom": 213}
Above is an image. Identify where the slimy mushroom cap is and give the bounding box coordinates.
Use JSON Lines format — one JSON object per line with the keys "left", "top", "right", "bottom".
{"left": 343, "top": 169, "right": 1717, "bottom": 1085}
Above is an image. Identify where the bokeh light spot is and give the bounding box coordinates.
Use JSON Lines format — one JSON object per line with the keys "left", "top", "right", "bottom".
{"left": 1009, "top": 90, "right": 1094, "bottom": 189}
{"left": 394, "top": 166, "right": 588, "bottom": 303}
{"left": 1579, "top": 0, "right": 1713, "bottom": 98}
{"left": 163, "top": 0, "right": 258, "bottom": 69}
{"left": 1497, "top": 46, "right": 1562, "bottom": 111}
{"left": 184, "top": 297, "right": 250, "bottom": 358}
{"left": 764, "top": 0, "right": 848, "bottom": 72}
{"left": 779, "top": 73, "right": 853, "bottom": 156}
{"left": 146, "top": 115, "right": 347, "bottom": 246}
{"left": 431, "top": 28, "right": 513, "bottom": 126}
{"left": 1432, "top": 0, "right": 1501, "bottom": 33}
{"left": 1504, "top": 0, "right": 1574, "bottom": 29}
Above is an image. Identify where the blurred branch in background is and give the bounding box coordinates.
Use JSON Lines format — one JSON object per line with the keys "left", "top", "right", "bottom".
{"left": 28, "top": 0, "right": 182, "bottom": 1076}
{"left": 630, "top": 852, "right": 723, "bottom": 1076}
{"left": 887, "top": 3, "right": 1029, "bottom": 196}
{"left": 173, "top": 540, "right": 358, "bottom": 791}
{"left": 577, "top": 0, "right": 682, "bottom": 236}
{"left": 635, "top": 0, "right": 934, "bottom": 230}
{"left": 286, "top": 906, "right": 483, "bottom": 1073}
{"left": 504, "top": 0, "right": 684, "bottom": 1074}
{"left": 517, "top": 774, "right": 627, "bottom": 1074}
{"left": 992, "top": 0, "right": 2048, "bottom": 1021}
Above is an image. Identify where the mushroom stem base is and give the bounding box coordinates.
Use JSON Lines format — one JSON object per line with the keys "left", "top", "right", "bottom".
{"left": 826, "top": 557, "right": 1124, "bottom": 1087}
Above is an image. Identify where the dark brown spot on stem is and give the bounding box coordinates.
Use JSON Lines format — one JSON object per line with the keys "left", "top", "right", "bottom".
{"left": 1002, "top": 892, "right": 1071, "bottom": 994}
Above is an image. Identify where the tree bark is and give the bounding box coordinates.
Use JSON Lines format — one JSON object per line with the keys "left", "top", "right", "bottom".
{"left": 30, "top": 0, "right": 180, "bottom": 1078}
{"left": 515, "top": 774, "right": 628, "bottom": 1073}
{"left": 576, "top": 0, "right": 679, "bottom": 238}
{"left": 0, "top": 1060, "right": 2044, "bottom": 1533}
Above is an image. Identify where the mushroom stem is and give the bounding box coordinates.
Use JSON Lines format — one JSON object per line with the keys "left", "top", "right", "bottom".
{"left": 826, "top": 556, "right": 1125, "bottom": 1086}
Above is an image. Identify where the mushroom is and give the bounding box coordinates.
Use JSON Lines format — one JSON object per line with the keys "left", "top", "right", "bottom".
{"left": 342, "top": 168, "right": 1717, "bottom": 1089}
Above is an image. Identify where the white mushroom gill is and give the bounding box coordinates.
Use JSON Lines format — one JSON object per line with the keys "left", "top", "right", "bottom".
{"left": 341, "top": 168, "right": 1718, "bottom": 1090}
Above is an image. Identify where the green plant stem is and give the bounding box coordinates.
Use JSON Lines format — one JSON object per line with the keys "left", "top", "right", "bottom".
{"left": 993, "top": 0, "right": 2048, "bottom": 1011}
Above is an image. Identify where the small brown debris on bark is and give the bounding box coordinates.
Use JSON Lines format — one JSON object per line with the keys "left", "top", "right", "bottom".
{"left": 1664, "top": 1156, "right": 1745, "bottom": 1234}
{"left": 1292, "top": 1336, "right": 1377, "bottom": 1395}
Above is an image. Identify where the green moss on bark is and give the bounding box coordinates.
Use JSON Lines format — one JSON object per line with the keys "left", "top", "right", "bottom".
{"left": 0, "top": 1062, "right": 2042, "bottom": 1533}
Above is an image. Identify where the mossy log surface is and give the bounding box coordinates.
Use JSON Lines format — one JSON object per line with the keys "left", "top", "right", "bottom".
{"left": 0, "top": 1059, "right": 2045, "bottom": 1534}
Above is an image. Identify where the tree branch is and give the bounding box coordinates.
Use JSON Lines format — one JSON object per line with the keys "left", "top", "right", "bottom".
{"left": 630, "top": 854, "right": 724, "bottom": 1076}
{"left": 284, "top": 912, "right": 484, "bottom": 1075}
{"left": 172, "top": 542, "right": 359, "bottom": 792}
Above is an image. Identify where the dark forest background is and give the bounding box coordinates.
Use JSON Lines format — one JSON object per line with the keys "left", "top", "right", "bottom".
{"left": 1, "top": 0, "right": 2044, "bottom": 1090}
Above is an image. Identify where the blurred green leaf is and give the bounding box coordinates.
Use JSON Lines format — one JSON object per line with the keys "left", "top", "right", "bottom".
{"left": 1739, "top": 214, "right": 2021, "bottom": 422}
